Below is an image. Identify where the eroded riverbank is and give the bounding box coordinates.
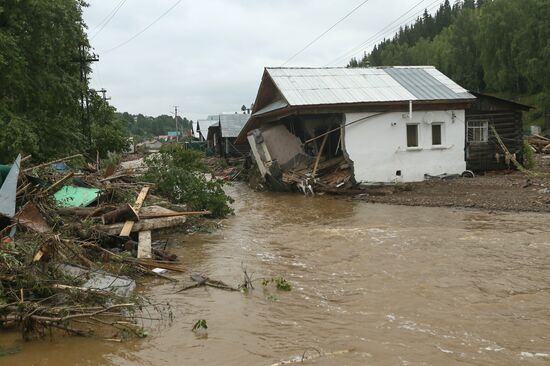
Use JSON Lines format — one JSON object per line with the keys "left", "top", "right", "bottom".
{"left": 2, "top": 183, "right": 550, "bottom": 365}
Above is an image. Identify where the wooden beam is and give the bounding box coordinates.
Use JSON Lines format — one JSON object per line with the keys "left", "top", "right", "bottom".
{"left": 119, "top": 186, "right": 149, "bottom": 237}
{"left": 98, "top": 215, "right": 187, "bottom": 235}
{"left": 139, "top": 210, "right": 210, "bottom": 219}
{"left": 312, "top": 131, "right": 329, "bottom": 178}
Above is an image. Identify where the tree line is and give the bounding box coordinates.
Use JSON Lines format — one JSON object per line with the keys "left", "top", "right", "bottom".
{"left": 118, "top": 113, "right": 192, "bottom": 140}
{"left": 349, "top": 0, "right": 549, "bottom": 126}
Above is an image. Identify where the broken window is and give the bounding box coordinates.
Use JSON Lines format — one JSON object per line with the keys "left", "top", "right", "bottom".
{"left": 432, "top": 123, "right": 442, "bottom": 145}
{"left": 467, "top": 120, "right": 488, "bottom": 142}
{"left": 407, "top": 124, "right": 419, "bottom": 147}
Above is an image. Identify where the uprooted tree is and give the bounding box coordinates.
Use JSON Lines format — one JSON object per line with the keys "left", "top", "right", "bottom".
{"left": 144, "top": 145, "right": 234, "bottom": 218}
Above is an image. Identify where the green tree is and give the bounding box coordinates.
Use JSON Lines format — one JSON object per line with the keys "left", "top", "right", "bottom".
{"left": 0, "top": 0, "right": 129, "bottom": 163}
{"left": 89, "top": 92, "right": 129, "bottom": 157}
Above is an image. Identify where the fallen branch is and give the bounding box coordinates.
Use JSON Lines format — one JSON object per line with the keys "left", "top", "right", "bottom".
{"left": 177, "top": 274, "right": 239, "bottom": 292}
{"left": 23, "top": 154, "right": 83, "bottom": 173}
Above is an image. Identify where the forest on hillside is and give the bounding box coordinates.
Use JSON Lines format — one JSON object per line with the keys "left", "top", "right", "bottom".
{"left": 349, "top": 0, "right": 549, "bottom": 127}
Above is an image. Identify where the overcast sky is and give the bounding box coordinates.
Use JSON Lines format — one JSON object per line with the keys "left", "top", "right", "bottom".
{"left": 83, "top": 0, "right": 441, "bottom": 121}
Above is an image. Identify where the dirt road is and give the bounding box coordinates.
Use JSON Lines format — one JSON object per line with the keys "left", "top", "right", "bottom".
{"left": 358, "top": 156, "right": 550, "bottom": 212}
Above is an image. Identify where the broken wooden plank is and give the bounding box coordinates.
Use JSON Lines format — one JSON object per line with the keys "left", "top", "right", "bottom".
{"left": 119, "top": 186, "right": 149, "bottom": 237}
{"left": 137, "top": 231, "right": 152, "bottom": 259}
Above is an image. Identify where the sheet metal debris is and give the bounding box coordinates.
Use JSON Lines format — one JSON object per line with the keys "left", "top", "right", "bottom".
{"left": 54, "top": 185, "right": 101, "bottom": 208}
{"left": 0, "top": 154, "right": 21, "bottom": 218}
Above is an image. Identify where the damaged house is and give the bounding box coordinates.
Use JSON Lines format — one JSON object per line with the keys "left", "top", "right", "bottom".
{"left": 236, "top": 66, "right": 476, "bottom": 192}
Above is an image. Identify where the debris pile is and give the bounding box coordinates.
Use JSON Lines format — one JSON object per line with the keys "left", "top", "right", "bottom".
{"left": 202, "top": 156, "right": 245, "bottom": 181}
{"left": 527, "top": 134, "right": 550, "bottom": 154}
{"left": 0, "top": 151, "right": 209, "bottom": 339}
{"left": 247, "top": 124, "right": 357, "bottom": 195}
{"left": 282, "top": 156, "right": 354, "bottom": 194}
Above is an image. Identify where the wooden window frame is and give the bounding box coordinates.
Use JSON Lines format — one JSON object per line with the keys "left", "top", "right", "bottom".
{"left": 467, "top": 120, "right": 489, "bottom": 143}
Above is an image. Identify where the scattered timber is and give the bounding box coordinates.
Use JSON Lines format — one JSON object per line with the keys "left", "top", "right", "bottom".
{"left": 119, "top": 186, "right": 149, "bottom": 237}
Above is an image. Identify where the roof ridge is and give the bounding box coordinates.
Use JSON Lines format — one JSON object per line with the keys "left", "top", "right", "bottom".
{"left": 265, "top": 66, "right": 436, "bottom": 70}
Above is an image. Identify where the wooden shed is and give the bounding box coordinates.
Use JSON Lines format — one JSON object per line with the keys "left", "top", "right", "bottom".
{"left": 465, "top": 92, "right": 531, "bottom": 172}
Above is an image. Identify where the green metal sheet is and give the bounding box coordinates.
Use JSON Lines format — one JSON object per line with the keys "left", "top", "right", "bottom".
{"left": 54, "top": 186, "right": 101, "bottom": 208}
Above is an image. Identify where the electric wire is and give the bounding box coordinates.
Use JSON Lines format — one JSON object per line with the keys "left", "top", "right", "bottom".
{"left": 90, "top": 0, "right": 125, "bottom": 30}
{"left": 90, "top": 0, "right": 127, "bottom": 41}
{"left": 326, "top": 0, "right": 442, "bottom": 66}
{"left": 281, "top": 0, "right": 373, "bottom": 66}
{"left": 102, "top": 0, "right": 184, "bottom": 54}
{"left": 325, "top": 0, "right": 444, "bottom": 66}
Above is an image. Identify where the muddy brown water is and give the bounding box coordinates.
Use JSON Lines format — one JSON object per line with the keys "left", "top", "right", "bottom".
{"left": 2, "top": 183, "right": 550, "bottom": 365}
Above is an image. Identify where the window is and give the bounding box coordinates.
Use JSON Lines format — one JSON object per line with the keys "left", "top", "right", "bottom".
{"left": 407, "top": 124, "right": 419, "bottom": 147}
{"left": 432, "top": 123, "right": 442, "bottom": 145}
{"left": 467, "top": 120, "right": 488, "bottom": 142}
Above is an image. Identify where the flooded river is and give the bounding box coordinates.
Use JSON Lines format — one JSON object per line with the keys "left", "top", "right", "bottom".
{"left": 2, "top": 183, "right": 550, "bottom": 365}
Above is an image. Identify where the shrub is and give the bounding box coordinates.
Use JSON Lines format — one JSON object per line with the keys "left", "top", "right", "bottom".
{"left": 523, "top": 140, "right": 536, "bottom": 170}
{"left": 145, "top": 145, "right": 233, "bottom": 218}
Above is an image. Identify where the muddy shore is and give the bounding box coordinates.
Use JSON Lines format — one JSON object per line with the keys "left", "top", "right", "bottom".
{"left": 357, "top": 156, "right": 550, "bottom": 213}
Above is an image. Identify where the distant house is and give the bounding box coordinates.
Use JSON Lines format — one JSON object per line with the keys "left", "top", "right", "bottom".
{"left": 195, "top": 116, "right": 219, "bottom": 142}
{"left": 465, "top": 92, "right": 531, "bottom": 172}
{"left": 207, "top": 113, "right": 251, "bottom": 157}
{"left": 237, "top": 66, "right": 477, "bottom": 190}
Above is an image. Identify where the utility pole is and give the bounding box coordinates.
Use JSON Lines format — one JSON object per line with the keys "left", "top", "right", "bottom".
{"left": 174, "top": 106, "right": 179, "bottom": 143}
{"left": 74, "top": 44, "right": 99, "bottom": 146}
{"left": 99, "top": 88, "right": 111, "bottom": 102}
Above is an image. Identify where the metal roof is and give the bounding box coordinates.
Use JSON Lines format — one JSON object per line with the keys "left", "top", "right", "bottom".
{"left": 196, "top": 119, "right": 219, "bottom": 130}
{"left": 218, "top": 113, "right": 251, "bottom": 138}
{"left": 266, "top": 66, "right": 474, "bottom": 106}
{"left": 253, "top": 100, "right": 288, "bottom": 116}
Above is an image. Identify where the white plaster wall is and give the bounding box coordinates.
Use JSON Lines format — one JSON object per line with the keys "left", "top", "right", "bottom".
{"left": 344, "top": 110, "right": 466, "bottom": 183}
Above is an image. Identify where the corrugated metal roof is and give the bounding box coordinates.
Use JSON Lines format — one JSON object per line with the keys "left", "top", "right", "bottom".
{"left": 219, "top": 113, "right": 251, "bottom": 138}
{"left": 266, "top": 66, "right": 474, "bottom": 106}
{"left": 253, "top": 100, "right": 288, "bottom": 116}
{"left": 196, "top": 119, "right": 219, "bottom": 130}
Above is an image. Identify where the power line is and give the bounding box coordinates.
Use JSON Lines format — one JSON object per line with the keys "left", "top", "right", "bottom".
{"left": 90, "top": 0, "right": 127, "bottom": 41}
{"left": 281, "top": 0, "right": 373, "bottom": 66}
{"left": 90, "top": 0, "right": 126, "bottom": 31}
{"left": 102, "top": 0, "right": 184, "bottom": 54}
{"left": 326, "top": 0, "right": 440, "bottom": 66}
{"left": 325, "top": 0, "right": 443, "bottom": 66}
